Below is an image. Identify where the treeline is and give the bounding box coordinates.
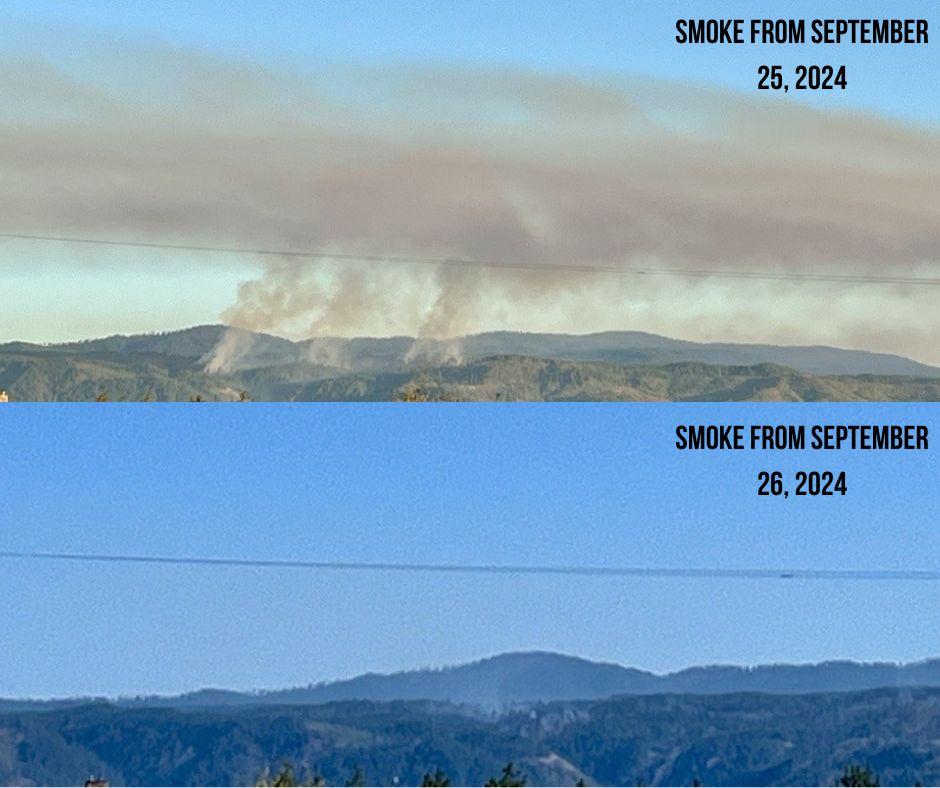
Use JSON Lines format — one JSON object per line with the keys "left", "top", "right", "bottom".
{"left": 256, "top": 762, "right": 887, "bottom": 787}
{"left": 257, "top": 761, "right": 529, "bottom": 787}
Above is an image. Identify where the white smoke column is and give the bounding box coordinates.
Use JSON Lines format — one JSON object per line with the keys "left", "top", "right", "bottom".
{"left": 202, "top": 326, "right": 257, "bottom": 374}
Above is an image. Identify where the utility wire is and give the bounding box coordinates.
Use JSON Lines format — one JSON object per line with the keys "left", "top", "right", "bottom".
{"left": 1, "top": 232, "right": 938, "bottom": 287}
{"left": 1, "top": 550, "right": 938, "bottom": 581}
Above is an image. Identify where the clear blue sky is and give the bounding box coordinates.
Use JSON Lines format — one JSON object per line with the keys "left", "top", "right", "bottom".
{"left": 0, "top": 404, "right": 937, "bottom": 698}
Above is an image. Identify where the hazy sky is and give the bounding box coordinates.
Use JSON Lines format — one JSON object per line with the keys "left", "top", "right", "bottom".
{"left": 9, "top": 0, "right": 938, "bottom": 122}
{"left": 1, "top": 1, "right": 938, "bottom": 361}
{"left": 1, "top": 404, "right": 938, "bottom": 698}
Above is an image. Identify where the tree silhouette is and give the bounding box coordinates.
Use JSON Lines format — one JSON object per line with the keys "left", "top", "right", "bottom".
{"left": 422, "top": 768, "right": 452, "bottom": 786}
{"left": 256, "top": 762, "right": 326, "bottom": 787}
{"left": 256, "top": 762, "right": 296, "bottom": 787}
{"left": 837, "top": 765, "right": 880, "bottom": 787}
{"left": 485, "top": 762, "right": 526, "bottom": 787}
{"left": 399, "top": 385, "right": 430, "bottom": 402}
{"left": 344, "top": 765, "right": 365, "bottom": 787}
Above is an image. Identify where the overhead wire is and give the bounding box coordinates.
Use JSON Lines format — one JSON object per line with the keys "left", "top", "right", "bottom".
{"left": 1, "top": 232, "right": 938, "bottom": 287}
{"left": 1, "top": 550, "right": 938, "bottom": 582}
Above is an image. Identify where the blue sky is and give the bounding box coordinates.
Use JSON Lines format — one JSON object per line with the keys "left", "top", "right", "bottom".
{"left": 0, "top": 403, "right": 938, "bottom": 697}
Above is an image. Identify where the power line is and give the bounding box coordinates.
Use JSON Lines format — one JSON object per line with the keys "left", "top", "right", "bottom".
{"left": 2, "top": 232, "right": 938, "bottom": 287}
{"left": 1, "top": 550, "right": 938, "bottom": 581}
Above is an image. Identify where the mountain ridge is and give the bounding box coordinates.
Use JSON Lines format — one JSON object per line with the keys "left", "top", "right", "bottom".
{"left": 9, "top": 651, "right": 940, "bottom": 712}
{"left": 10, "top": 324, "right": 939, "bottom": 378}
{"left": 4, "top": 325, "right": 940, "bottom": 401}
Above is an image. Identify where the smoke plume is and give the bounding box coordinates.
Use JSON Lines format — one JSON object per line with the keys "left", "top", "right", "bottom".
{"left": 1, "top": 44, "right": 938, "bottom": 361}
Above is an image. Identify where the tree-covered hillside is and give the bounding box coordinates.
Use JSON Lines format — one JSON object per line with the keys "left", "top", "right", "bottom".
{"left": 3, "top": 326, "right": 939, "bottom": 401}
{"left": 2, "top": 688, "right": 940, "bottom": 786}
{"left": 3, "top": 351, "right": 940, "bottom": 402}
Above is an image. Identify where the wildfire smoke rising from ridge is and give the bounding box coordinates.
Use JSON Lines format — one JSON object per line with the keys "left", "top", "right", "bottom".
{"left": 1, "top": 43, "right": 938, "bottom": 361}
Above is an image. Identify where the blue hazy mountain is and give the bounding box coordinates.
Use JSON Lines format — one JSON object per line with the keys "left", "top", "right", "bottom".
{"left": 94, "top": 652, "right": 940, "bottom": 709}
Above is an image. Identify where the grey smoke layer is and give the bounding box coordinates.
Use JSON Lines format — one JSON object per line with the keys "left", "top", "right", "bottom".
{"left": 1, "top": 45, "right": 938, "bottom": 360}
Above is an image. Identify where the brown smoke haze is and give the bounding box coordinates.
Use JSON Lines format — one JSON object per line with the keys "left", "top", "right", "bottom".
{"left": 1, "top": 44, "right": 938, "bottom": 360}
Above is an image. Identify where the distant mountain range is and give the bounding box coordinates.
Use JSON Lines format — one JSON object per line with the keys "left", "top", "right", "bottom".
{"left": 18, "top": 324, "right": 940, "bottom": 376}
{"left": 120, "top": 651, "right": 940, "bottom": 709}
{"left": 2, "top": 325, "right": 939, "bottom": 401}
{"left": 7, "top": 651, "right": 940, "bottom": 712}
